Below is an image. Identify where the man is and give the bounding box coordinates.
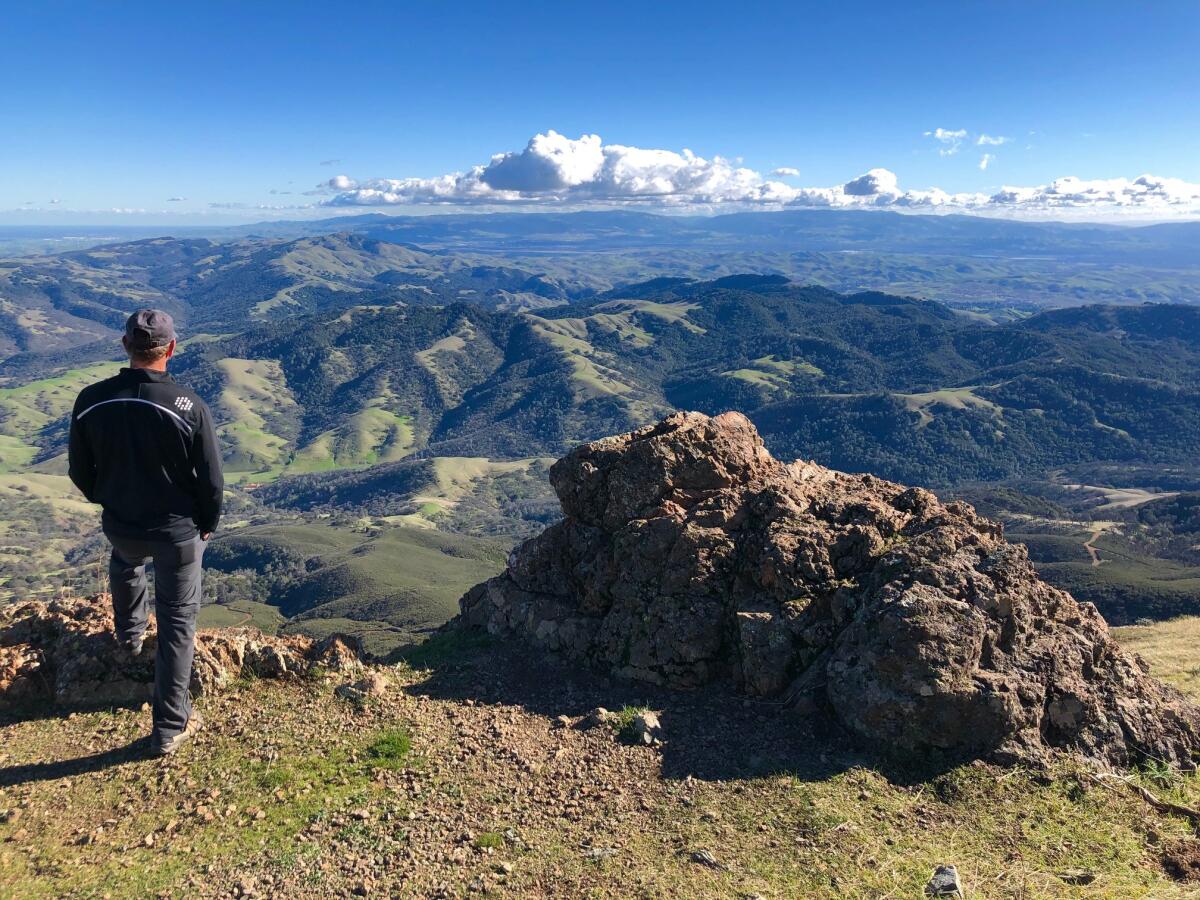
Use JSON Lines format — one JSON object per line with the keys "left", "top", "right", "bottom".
{"left": 68, "top": 309, "right": 223, "bottom": 755}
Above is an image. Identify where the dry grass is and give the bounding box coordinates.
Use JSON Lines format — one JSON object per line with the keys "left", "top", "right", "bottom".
{"left": 1114, "top": 616, "right": 1200, "bottom": 698}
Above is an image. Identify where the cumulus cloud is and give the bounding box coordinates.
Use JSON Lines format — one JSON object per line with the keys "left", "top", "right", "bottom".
{"left": 977, "top": 134, "right": 1010, "bottom": 146}
{"left": 315, "top": 131, "right": 1200, "bottom": 219}
{"left": 772, "top": 166, "right": 800, "bottom": 177}
{"left": 842, "top": 168, "right": 899, "bottom": 196}
{"left": 988, "top": 174, "right": 1200, "bottom": 214}
{"left": 924, "top": 127, "right": 967, "bottom": 156}
{"left": 320, "top": 131, "right": 796, "bottom": 207}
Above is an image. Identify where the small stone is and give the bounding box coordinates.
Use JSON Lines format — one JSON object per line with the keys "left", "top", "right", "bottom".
{"left": 143, "top": 832, "right": 155, "bottom": 848}
{"left": 926, "top": 864, "right": 963, "bottom": 898}
{"left": 581, "top": 707, "right": 612, "bottom": 729}
{"left": 1057, "top": 869, "right": 1096, "bottom": 886}
{"left": 630, "top": 710, "right": 663, "bottom": 746}
{"left": 689, "top": 849, "right": 727, "bottom": 870}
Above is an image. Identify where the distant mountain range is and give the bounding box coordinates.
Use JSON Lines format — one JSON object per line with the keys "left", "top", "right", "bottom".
{"left": 3, "top": 209, "right": 1199, "bottom": 357}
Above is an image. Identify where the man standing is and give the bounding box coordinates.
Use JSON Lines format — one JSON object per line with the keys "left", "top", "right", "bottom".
{"left": 68, "top": 309, "right": 223, "bottom": 755}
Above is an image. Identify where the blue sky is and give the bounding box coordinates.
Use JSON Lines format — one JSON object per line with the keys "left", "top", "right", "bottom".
{"left": 3, "top": 0, "right": 1198, "bottom": 223}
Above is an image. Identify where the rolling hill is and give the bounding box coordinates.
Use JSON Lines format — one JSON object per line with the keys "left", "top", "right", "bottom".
{"left": 6, "top": 271, "right": 1200, "bottom": 635}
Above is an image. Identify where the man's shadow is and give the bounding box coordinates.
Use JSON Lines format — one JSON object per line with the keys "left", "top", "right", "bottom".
{"left": 0, "top": 735, "right": 151, "bottom": 788}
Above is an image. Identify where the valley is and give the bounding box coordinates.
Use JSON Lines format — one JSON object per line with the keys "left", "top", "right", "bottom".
{"left": 2, "top": 213, "right": 1199, "bottom": 653}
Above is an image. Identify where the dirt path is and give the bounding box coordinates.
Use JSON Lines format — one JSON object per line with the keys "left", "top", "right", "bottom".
{"left": 1083, "top": 522, "right": 1118, "bottom": 567}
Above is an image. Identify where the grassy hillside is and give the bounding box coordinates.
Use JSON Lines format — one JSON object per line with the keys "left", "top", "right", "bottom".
{"left": 6, "top": 279, "right": 1200, "bottom": 627}
{"left": 1114, "top": 617, "right": 1200, "bottom": 698}
{"left": 203, "top": 522, "right": 508, "bottom": 657}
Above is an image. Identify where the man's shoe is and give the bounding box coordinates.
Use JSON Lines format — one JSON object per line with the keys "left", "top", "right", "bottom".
{"left": 121, "top": 636, "right": 144, "bottom": 658}
{"left": 151, "top": 711, "right": 204, "bottom": 756}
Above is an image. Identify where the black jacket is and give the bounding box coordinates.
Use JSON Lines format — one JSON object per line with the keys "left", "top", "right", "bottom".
{"left": 68, "top": 367, "right": 223, "bottom": 542}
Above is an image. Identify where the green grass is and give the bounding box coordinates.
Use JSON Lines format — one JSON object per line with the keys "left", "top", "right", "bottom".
{"left": 197, "top": 599, "right": 286, "bottom": 633}
{"left": 5, "top": 634, "right": 1200, "bottom": 898}
{"left": 896, "top": 386, "right": 1002, "bottom": 429}
{"left": 528, "top": 318, "right": 635, "bottom": 400}
{"left": 612, "top": 705, "right": 651, "bottom": 743}
{"left": 0, "top": 362, "right": 122, "bottom": 444}
{"left": 473, "top": 831, "right": 504, "bottom": 850}
{"left": 365, "top": 728, "right": 412, "bottom": 769}
{"left": 285, "top": 409, "right": 414, "bottom": 475}
{"left": 213, "top": 358, "right": 297, "bottom": 478}
{"left": 722, "top": 355, "right": 823, "bottom": 391}
{"left": 219, "top": 522, "right": 508, "bottom": 657}
{"left": 0, "top": 434, "right": 37, "bottom": 473}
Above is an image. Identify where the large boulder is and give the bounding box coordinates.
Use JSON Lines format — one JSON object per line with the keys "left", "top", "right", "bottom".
{"left": 0, "top": 597, "right": 361, "bottom": 715}
{"left": 459, "top": 411, "right": 1200, "bottom": 767}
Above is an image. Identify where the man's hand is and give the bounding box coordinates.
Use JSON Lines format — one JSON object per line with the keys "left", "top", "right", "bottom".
{"left": 201, "top": 532, "right": 212, "bottom": 541}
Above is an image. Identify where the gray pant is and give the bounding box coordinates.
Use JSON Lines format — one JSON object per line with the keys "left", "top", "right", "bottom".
{"left": 106, "top": 531, "right": 205, "bottom": 741}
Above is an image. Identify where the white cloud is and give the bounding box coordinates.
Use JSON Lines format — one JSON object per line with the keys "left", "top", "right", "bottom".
{"left": 979, "top": 154, "right": 994, "bottom": 171}
{"left": 977, "top": 134, "right": 1010, "bottom": 146}
{"left": 316, "top": 131, "right": 1200, "bottom": 219}
{"left": 321, "top": 131, "right": 796, "bottom": 207}
{"left": 166, "top": 196, "right": 186, "bottom": 202}
{"left": 988, "top": 174, "right": 1200, "bottom": 213}
{"left": 772, "top": 167, "right": 800, "bottom": 177}
{"left": 924, "top": 127, "right": 967, "bottom": 156}
{"left": 843, "top": 168, "right": 899, "bottom": 196}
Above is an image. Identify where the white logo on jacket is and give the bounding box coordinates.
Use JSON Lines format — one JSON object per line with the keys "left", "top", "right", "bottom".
{"left": 174, "top": 396, "right": 194, "bottom": 413}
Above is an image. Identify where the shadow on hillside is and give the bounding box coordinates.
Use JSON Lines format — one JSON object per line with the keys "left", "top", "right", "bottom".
{"left": 0, "top": 737, "right": 149, "bottom": 788}
{"left": 401, "top": 632, "right": 966, "bottom": 785}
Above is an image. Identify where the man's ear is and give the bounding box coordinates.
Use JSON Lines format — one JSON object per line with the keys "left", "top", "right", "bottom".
{"left": 165, "top": 339, "right": 177, "bottom": 360}
{"left": 121, "top": 335, "right": 130, "bottom": 355}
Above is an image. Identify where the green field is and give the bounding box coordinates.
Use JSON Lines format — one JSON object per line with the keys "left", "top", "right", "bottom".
{"left": 206, "top": 522, "right": 509, "bottom": 657}
{"left": 213, "top": 358, "right": 298, "bottom": 480}
{"left": 197, "top": 598, "right": 286, "bottom": 633}
{"left": 0, "top": 361, "right": 122, "bottom": 472}
{"left": 285, "top": 409, "right": 414, "bottom": 475}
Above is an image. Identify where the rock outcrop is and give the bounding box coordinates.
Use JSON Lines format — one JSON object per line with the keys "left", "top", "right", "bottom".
{"left": 0, "top": 597, "right": 361, "bottom": 714}
{"left": 460, "top": 411, "right": 1200, "bottom": 767}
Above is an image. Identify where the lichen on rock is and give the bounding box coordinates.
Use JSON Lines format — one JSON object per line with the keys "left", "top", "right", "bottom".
{"left": 459, "top": 411, "right": 1200, "bottom": 768}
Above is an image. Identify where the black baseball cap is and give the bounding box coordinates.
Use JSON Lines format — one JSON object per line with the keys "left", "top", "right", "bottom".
{"left": 124, "top": 308, "right": 176, "bottom": 351}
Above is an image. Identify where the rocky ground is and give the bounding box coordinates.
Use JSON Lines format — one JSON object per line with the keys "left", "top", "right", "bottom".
{"left": 4, "top": 624, "right": 1200, "bottom": 899}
